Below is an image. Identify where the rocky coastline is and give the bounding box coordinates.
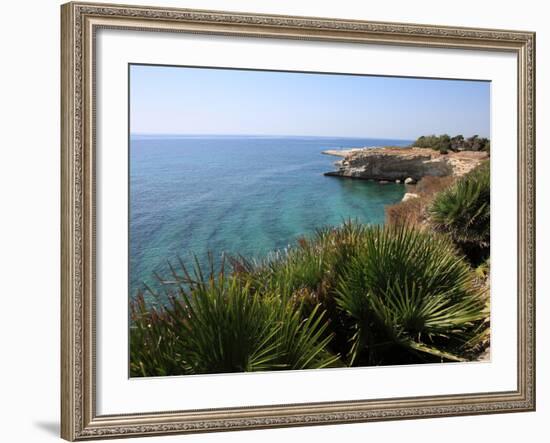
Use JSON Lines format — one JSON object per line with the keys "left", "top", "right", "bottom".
{"left": 323, "top": 146, "right": 488, "bottom": 183}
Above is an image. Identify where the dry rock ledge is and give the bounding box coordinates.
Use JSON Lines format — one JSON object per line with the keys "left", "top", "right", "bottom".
{"left": 323, "top": 147, "right": 488, "bottom": 182}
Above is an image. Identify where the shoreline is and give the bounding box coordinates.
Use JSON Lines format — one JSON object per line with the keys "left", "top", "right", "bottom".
{"left": 321, "top": 147, "right": 381, "bottom": 157}
{"left": 322, "top": 146, "right": 488, "bottom": 182}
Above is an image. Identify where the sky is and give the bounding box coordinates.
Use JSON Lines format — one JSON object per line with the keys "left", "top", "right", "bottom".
{"left": 130, "top": 64, "right": 490, "bottom": 140}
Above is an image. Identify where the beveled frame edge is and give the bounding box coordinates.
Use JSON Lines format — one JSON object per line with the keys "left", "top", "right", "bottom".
{"left": 60, "top": 1, "right": 536, "bottom": 440}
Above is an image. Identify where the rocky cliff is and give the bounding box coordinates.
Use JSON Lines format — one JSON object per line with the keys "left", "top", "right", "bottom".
{"left": 323, "top": 147, "right": 488, "bottom": 182}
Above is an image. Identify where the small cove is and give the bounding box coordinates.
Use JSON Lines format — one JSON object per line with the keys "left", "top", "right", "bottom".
{"left": 130, "top": 135, "right": 411, "bottom": 299}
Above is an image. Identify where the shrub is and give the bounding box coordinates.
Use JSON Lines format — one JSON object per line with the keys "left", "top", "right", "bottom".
{"left": 131, "top": 221, "right": 489, "bottom": 376}
{"left": 385, "top": 175, "right": 455, "bottom": 228}
{"left": 450, "top": 135, "right": 464, "bottom": 152}
{"left": 234, "top": 222, "right": 487, "bottom": 365}
{"left": 416, "top": 175, "right": 455, "bottom": 196}
{"left": 335, "top": 225, "right": 487, "bottom": 365}
{"left": 130, "top": 267, "right": 340, "bottom": 377}
{"left": 385, "top": 197, "right": 427, "bottom": 227}
{"left": 463, "top": 135, "right": 490, "bottom": 153}
{"left": 130, "top": 292, "right": 188, "bottom": 377}
{"left": 240, "top": 239, "right": 328, "bottom": 298}
{"left": 429, "top": 162, "right": 490, "bottom": 264}
{"left": 412, "top": 134, "right": 490, "bottom": 153}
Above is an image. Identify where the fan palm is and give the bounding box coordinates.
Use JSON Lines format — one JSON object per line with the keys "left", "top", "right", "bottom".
{"left": 130, "top": 262, "right": 340, "bottom": 376}
{"left": 429, "top": 162, "right": 490, "bottom": 263}
{"left": 335, "top": 225, "right": 487, "bottom": 365}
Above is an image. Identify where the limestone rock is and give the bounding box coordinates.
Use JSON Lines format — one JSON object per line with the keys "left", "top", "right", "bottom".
{"left": 324, "top": 147, "right": 488, "bottom": 182}
{"left": 402, "top": 192, "right": 420, "bottom": 202}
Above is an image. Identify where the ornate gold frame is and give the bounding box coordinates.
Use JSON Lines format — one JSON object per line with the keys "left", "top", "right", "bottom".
{"left": 61, "top": 2, "right": 536, "bottom": 440}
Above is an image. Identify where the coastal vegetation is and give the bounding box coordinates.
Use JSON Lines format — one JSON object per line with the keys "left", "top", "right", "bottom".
{"left": 131, "top": 275, "right": 339, "bottom": 376}
{"left": 130, "top": 139, "right": 491, "bottom": 377}
{"left": 430, "top": 162, "right": 490, "bottom": 265}
{"left": 386, "top": 161, "right": 490, "bottom": 264}
{"left": 128, "top": 64, "right": 492, "bottom": 378}
{"left": 412, "top": 134, "right": 490, "bottom": 154}
{"left": 131, "top": 160, "right": 490, "bottom": 376}
{"left": 385, "top": 175, "right": 455, "bottom": 228}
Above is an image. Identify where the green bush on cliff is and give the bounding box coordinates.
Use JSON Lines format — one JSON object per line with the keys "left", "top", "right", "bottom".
{"left": 130, "top": 269, "right": 338, "bottom": 376}
{"left": 335, "top": 225, "right": 487, "bottom": 366}
{"left": 131, "top": 222, "right": 488, "bottom": 377}
{"left": 413, "top": 134, "right": 490, "bottom": 153}
{"left": 429, "top": 162, "right": 490, "bottom": 264}
{"left": 130, "top": 272, "right": 339, "bottom": 377}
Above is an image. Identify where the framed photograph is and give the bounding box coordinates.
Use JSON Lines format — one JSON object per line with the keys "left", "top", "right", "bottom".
{"left": 61, "top": 2, "right": 536, "bottom": 440}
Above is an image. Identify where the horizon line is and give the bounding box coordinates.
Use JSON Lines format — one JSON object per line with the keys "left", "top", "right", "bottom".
{"left": 129, "top": 132, "right": 490, "bottom": 140}
{"left": 129, "top": 133, "right": 418, "bottom": 140}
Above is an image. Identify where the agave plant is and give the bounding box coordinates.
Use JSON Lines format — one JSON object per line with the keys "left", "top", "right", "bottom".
{"left": 335, "top": 225, "right": 487, "bottom": 365}
{"left": 429, "top": 162, "right": 490, "bottom": 263}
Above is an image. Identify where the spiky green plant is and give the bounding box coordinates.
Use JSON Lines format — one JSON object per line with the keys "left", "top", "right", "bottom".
{"left": 131, "top": 221, "right": 489, "bottom": 376}
{"left": 229, "top": 221, "right": 487, "bottom": 366}
{"left": 130, "top": 263, "right": 340, "bottom": 377}
{"left": 228, "top": 222, "right": 371, "bottom": 359}
{"left": 429, "top": 162, "right": 490, "bottom": 263}
{"left": 239, "top": 221, "right": 370, "bottom": 298}
{"left": 274, "top": 302, "right": 342, "bottom": 370}
{"left": 130, "top": 292, "right": 188, "bottom": 377}
{"left": 335, "top": 225, "right": 487, "bottom": 365}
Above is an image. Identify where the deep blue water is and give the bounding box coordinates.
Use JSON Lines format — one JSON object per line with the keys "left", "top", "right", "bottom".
{"left": 130, "top": 135, "right": 411, "bottom": 298}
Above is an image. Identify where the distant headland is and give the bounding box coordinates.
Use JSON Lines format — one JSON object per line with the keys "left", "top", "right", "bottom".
{"left": 323, "top": 134, "right": 490, "bottom": 183}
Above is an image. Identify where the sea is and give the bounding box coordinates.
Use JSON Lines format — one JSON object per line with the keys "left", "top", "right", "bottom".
{"left": 129, "top": 135, "right": 411, "bottom": 299}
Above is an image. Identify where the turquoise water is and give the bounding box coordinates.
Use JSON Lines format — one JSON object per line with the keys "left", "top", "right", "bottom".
{"left": 130, "top": 135, "right": 410, "bottom": 298}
